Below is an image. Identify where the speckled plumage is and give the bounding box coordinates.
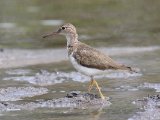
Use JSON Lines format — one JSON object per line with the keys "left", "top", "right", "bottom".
{"left": 71, "top": 41, "right": 132, "bottom": 71}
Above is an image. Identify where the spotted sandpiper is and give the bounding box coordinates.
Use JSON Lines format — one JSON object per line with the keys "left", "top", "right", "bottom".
{"left": 43, "top": 23, "right": 135, "bottom": 99}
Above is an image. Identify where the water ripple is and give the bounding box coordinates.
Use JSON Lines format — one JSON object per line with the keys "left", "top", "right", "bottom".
{"left": 3, "top": 70, "right": 141, "bottom": 86}
{"left": 5, "top": 69, "right": 32, "bottom": 75}
{"left": 139, "top": 82, "right": 160, "bottom": 92}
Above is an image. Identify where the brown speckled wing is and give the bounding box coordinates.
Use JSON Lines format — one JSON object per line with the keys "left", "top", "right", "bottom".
{"left": 73, "top": 42, "right": 128, "bottom": 70}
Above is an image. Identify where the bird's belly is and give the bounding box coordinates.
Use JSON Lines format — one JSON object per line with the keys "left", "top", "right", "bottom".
{"left": 69, "top": 54, "right": 104, "bottom": 76}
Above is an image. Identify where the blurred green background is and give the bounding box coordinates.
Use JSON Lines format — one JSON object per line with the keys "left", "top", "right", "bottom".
{"left": 0, "top": 0, "right": 160, "bottom": 49}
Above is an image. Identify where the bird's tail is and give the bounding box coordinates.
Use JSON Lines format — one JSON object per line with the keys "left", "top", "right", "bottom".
{"left": 120, "top": 65, "right": 139, "bottom": 73}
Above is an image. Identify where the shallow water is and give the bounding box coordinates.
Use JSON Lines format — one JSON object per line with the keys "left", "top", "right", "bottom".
{"left": 0, "top": 0, "right": 160, "bottom": 120}
{"left": 0, "top": 47, "right": 159, "bottom": 120}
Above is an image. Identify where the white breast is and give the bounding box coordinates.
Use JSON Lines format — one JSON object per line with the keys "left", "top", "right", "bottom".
{"left": 69, "top": 53, "right": 104, "bottom": 77}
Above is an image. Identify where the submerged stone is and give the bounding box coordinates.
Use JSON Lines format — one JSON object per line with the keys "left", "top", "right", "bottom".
{"left": 0, "top": 92, "right": 111, "bottom": 112}
{"left": 23, "top": 91, "right": 111, "bottom": 110}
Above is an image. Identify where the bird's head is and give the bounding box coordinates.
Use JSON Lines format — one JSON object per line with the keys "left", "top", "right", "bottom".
{"left": 43, "top": 23, "right": 77, "bottom": 38}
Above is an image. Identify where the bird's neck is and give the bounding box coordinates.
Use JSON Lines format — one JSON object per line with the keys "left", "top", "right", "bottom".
{"left": 66, "top": 33, "right": 78, "bottom": 47}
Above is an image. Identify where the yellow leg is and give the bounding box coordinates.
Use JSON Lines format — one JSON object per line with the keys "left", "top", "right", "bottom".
{"left": 88, "top": 79, "right": 94, "bottom": 93}
{"left": 93, "top": 80, "right": 105, "bottom": 100}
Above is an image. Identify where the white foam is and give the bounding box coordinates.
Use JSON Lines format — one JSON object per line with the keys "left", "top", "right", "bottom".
{"left": 3, "top": 70, "right": 141, "bottom": 86}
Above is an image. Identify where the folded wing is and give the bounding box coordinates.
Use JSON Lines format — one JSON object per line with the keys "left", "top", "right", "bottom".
{"left": 73, "top": 42, "right": 133, "bottom": 71}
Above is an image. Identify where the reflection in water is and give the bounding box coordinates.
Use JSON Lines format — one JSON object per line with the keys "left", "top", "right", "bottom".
{"left": 90, "top": 107, "right": 104, "bottom": 120}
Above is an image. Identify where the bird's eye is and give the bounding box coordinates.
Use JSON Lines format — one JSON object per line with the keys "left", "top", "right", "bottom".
{"left": 62, "top": 27, "right": 65, "bottom": 30}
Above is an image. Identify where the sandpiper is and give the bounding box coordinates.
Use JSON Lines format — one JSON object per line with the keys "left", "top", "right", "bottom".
{"left": 43, "top": 23, "right": 135, "bottom": 99}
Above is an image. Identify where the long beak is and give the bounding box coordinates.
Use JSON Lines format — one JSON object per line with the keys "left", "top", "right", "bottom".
{"left": 42, "top": 29, "right": 61, "bottom": 38}
{"left": 42, "top": 32, "right": 58, "bottom": 38}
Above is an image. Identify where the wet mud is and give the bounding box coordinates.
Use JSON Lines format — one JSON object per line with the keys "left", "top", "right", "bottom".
{"left": 0, "top": 91, "right": 111, "bottom": 112}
